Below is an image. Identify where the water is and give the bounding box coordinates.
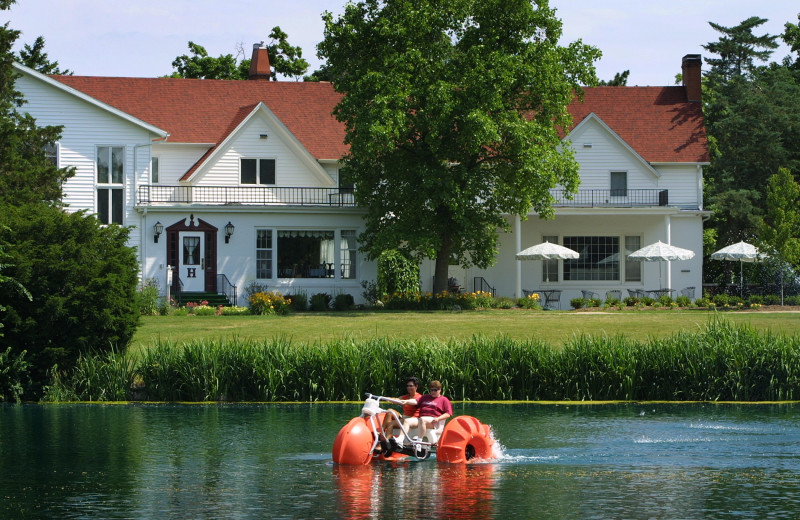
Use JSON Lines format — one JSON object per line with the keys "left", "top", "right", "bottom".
{"left": 1, "top": 403, "right": 799, "bottom": 519}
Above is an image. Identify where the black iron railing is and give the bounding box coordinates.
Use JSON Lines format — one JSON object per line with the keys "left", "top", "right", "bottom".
{"left": 217, "top": 274, "right": 237, "bottom": 307}
{"left": 549, "top": 189, "right": 668, "bottom": 207}
{"left": 474, "top": 277, "right": 496, "bottom": 297}
{"left": 137, "top": 185, "right": 356, "bottom": 207}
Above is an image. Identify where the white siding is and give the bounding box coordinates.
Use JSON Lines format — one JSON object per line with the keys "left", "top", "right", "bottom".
{"left": 149, "top": 144, "right": 211, "bottom": 184}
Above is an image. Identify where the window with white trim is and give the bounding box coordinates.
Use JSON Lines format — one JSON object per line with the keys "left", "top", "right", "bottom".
{"left": 241, "top": 158, "right": 276, "bottom": 185}
{"left": 277, "top": 230, "right": 335, "bottom": 278}
{"left": 44, "top": 142, "right": 58, "bottom": 167}
{"left": 563, "top": 236, "right": 620, "bottom": 281}
{"left": 96, "top": 146, "right": 124, "bottom": 225}
{"left": 256, "top": 229, "right": 273, "bottom": 279}
{"left": 151, "top": 157, "right": 159, "bottom": 183}
{"left": 624, "top": 236, "right": 641, "bottom": 282}
{"left": 340, "top": 230, "right": 357, "bottom": 279}
{"left": 610, "top": 171, "right": 627, "bottom": 197}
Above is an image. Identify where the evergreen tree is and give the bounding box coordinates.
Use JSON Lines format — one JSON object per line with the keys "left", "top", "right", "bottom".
{"left": 597, "top": 70, "right": 629, "bottom": 86}
{"left": 17, "top": 35, "right": 71, "bottom": 75}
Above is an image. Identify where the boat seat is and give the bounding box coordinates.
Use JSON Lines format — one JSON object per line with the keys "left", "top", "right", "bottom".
{"left": 392, "top": 418, "right": 447, "bottom": 445}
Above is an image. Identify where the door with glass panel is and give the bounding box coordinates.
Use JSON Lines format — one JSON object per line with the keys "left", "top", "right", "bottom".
{"left": 179, "top": 232, "right": 205, "bottom": 291}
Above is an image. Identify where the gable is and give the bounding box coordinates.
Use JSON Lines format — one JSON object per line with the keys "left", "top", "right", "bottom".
{"left": 188, "top": 103, "right": 334, "bottom": 186}
{"left": 566, "top": 113, "right": 661, "bottom": 182}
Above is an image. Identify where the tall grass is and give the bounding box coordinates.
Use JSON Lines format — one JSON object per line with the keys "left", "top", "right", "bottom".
{"left": 43, "top": 318, "right": 800, "bottom": 402}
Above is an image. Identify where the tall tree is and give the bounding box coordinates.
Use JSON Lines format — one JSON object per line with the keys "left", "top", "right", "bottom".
{"left": 702, "top": 17, "right": 800, "bottom": 259}
{"left": 17, "top": 35, "right": 71, "bottom": 75}
{"left": 169, "top": 27, "right": 309, "bottom": 80}
{"left": 0, "top": 2, "right": 73, "bottom": 205}
{"left": 318, "top": 0, "right": 600, "bottom": 293}
{"left": 597, "top": 70, "right": 629, "bottom": 86}
{"left": 760, "top": 167, "right": 800, "bottom": 267}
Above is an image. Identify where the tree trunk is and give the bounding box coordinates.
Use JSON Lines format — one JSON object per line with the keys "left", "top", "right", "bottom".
{"left": 433, "top": 235, "right": 453, "bottom": 294}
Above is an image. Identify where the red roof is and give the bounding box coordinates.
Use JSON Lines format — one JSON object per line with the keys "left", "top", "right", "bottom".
{"left": 51, "top": 76, "right": 708, "bottom": 164}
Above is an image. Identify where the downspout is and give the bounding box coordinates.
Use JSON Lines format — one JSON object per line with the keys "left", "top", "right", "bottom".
{"left": 665, "top": 215, "right": 672, "bottom": 290}
{"left": 134, "top": 141, "right": 154, "bottom": 283}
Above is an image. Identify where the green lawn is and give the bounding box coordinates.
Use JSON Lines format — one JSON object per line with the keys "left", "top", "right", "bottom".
{"left": 130, "top": 309, "right": 800, "bottom": 353}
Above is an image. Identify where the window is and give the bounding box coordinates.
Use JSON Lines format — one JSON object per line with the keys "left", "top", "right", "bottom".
{"left": 563, "top": 236, "right": 620, "bottom": 281}
{"left": 541, "top": 235, "right": 558, "bottom": 282}
{"left": 338, "top": 169, "right": 354, "bottom": 194}
{"left": 97, "top": 146, "right": 124, "bottom": 224}
{"left": 625, "top": 236, "right": 641, "bottom": 282}
{"left": 277, "top": 230, "right": 335, "bottom": 278}
{"left": 241, "top": 158, "right": 275, "bottom": 185}
{"left": 44, "top": 142, "right": 58, "bottom": 167}
{"left": 256, "top": 230, "right": 273, "bottom": 279}
{"left": 340, "top": 230, "right": 357, "bottom": 279}
{"left": 151, "top": 157, "right": 159, "bottom": 183}
{"left": 610, "top": 171, "right": 627, "bottom": 197}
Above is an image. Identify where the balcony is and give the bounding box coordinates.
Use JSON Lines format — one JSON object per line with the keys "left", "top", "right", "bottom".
{"left": 550, "top": 189, "right": 669, "bottom": 208}
{"left": 136, "top": 185, "right": 356, "bottom": 207}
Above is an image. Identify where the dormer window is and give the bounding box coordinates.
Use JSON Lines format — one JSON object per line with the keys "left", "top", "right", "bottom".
{"left": 241, "top": 158, "right": 276, "bottom": 185}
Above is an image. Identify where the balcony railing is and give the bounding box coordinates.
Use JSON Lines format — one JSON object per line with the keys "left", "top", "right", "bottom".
{"left": 136, "top": 185, "right": 669, "bottom": 209}
{"left": 550, "top": 189, "right": 669, "bottom": 208}
{"left": 137, "top": 185, "right": 356, "bottom": 207}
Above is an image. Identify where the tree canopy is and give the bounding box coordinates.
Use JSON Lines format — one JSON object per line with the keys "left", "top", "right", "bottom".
{"left": 17, "top": 35, "right": 71, "bottom": 75}
{"left": 169, "top": 27, "right": 309, "bottom": 80}
{"left": 318, "top": 0, "right": 599, "bottom": 293}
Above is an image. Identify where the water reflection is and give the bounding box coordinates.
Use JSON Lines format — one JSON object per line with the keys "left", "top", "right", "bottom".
{"left": 333, "top": 462, "right": 498, "bottom": 519}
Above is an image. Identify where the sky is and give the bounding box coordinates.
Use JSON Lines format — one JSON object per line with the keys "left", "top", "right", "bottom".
{"left": 3, "top": 1, "right": 798, "bottom": 85}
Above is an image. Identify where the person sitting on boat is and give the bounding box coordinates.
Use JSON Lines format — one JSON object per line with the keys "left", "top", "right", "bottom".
{"left": 404, "top": 380, "right": 452, "bottom": 444}
{"left": 381, "top": 377, "right": 422, "bottom": 444}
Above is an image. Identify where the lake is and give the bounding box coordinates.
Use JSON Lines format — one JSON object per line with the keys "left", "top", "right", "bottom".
{"left": 1, "top": 402, "right": 799, "bottom": 518}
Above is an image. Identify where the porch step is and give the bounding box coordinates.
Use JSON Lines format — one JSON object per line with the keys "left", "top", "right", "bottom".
{"left": 181, "top": 292, "right": 232, "bottom": 307}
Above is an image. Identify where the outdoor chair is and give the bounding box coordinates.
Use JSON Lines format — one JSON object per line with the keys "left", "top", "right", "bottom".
{"left": 680, "top": 286, "right": 695, "bottom": 299}
{"left": 581, "top": 290, "right": 599, "bottom": 300}
{"left": 543, "top": 290, "right": 561, "bottom": 310}
{"left": 627, "top": 289, "right": 644, "bottom": 298}
{"left": 605, "top": 290, "right": 622, "bottom": 301}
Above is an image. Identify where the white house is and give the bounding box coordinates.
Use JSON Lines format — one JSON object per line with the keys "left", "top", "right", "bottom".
{"left": 13, "top": 46, "right": 709, "bottom": 306}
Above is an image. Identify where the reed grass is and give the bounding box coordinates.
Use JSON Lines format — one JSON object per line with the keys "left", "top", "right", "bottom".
{"left": 43, "top": 317, "right": 800, "bottom": 403}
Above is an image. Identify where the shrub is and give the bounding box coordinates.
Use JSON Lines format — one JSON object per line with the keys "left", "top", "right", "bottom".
{"left": 675, "top": 295, "right": 691, "bottom": 307}
{"left": 695, "top": 297, "right": 712, "bottom": 307}
{"left": 624, "top": 296, "right": 640, "bottom": 307}
{"left": 712, "top": 294, "right": 730, "bottom": 307}
{"left": 748, "top": 295, "right": 764, "bottom": 305}
{"left": 333, "top": 293, "right": 354, "bottom": 311}
{"left": 249, "top": 291, "right": 291, "bottom": 315}
{"left": 786, "top": 295, "right": 800, "bottom": 306}
{"left": 137, "top": 278, "right": 161, "bottom": 316}
{"left": 377, "top": 250, "right": 420, "bottom": 297}
{"left": 658, "top": 295, "right": 674, "bottom": 306}
{"left": 570, "top": 297, "right": 587, "bottom": 309}
{"left": 587, "top": 298, "right": 602, "bottom": 308}
{"left": 604, "top": 297, "right": 621, "bottom": 308}
{"left": 496, "top": 297, "right": 515, "bottom": 309}
{"left": 220, "top": 306, "right": 250, "bottom": 316}
{"left": 0, "top": 204, "right": 139, "bottom": 395}
{"left": 193, "top": 305, "right": 217, "bottom": 316}
{"left": 641, "top": 297, "right": 656, "bottom": 306}
{"left": 310, "top": 292, "right": 332, "bottom": 311}
{"left": 474, "top": 291, "right": 495, "bottom": 309}
{"left": 244, "top": 280, "right": 270, "bottom": 302}
{"left": 764, "top": 294, "right": 781, "bottom": 305}
{"left": 0, "top": 347, "right": 30, "bottom": 403}
{"left": 518, "top": 293, "right": 542, "bottom": 310}
{"left": 360, "top": 280, "right": 379, "bottom": 306}
{"left": 287, "top": 290, "right": 309, "bottom": 312}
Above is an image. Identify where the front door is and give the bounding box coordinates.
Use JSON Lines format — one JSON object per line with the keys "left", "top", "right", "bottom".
{"left": 180, "top": 231, "right": 205, "bottom": 292}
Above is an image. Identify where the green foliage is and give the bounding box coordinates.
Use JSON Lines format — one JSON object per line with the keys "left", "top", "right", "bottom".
{"left": 597, "top": 70, "right": 629, "bottom": 86}
{"left": 168, "top": 27, "right": 309, "bottom": 80}
{"left": 136, "top": 278, "right": 161, "bottom": 316}
{"left": 676, "top": 296, "right": 692, "bottom": 307}
{"left": 310, "top": 293, "right": 331, "bottom": 311}
{"left": 0, "top": 205, "right": 140, "bottom": 393}
{"left": 248, "top": 291, "right": 291, "bottom": 315}
{"left": 42, "top": 319, "right": 800, "bottom": 402}
{"left": 333, "top": 293, "right": 355, "bottom": 311}
{"left": 287, "top": 290, "right": 309, "bottom": 312}
{"left": 0, "top": 347, "right": 29, "bottom": 402}
{"left": 16, "top": 35, "right": 71, "bottom": 75}
{"left": 624, "top": 296, "right": 640, "bottom": 307}
{"left": 377, "top": 250, "right": 420, "bottom": 297}
{"left": 570, "top": 297, "right": 587, "bottom": 310}
{"left": 360, "top": 280, "right": 379, "bottom": 306}
{"left": 760, "top": 167, "right": 800, "bottom": 267}
{"left": 319, "top": 0, "right": 600, "bottom": 293}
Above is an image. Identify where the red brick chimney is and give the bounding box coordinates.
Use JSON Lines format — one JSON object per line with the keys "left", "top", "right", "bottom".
{"left": 682, "top": 54, "right": 702, "bottom": 102}
{"left": 249, "top": 42, "right": 271, "bottom": 81}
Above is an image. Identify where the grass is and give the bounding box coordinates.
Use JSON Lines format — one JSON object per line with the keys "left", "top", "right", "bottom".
{"left": 130, "top": 309, "right": 800, "bottom": 354}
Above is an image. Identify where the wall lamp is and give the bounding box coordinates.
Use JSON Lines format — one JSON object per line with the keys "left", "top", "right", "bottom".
{"left": 153, "top": 221, "right": 163, "bottom": 243}
{"left": 224, "top": 221, "right": 235, "bottom": 243}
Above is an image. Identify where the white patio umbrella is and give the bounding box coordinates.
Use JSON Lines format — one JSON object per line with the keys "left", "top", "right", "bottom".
{"left": 516, "top": 241, "right": 580, "bottom": 261}
{"left": 628, "top": 241, "right": 695, "bottom": 289}
{"left": 710, "top": 241, "right": 763, "bottom": 296}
